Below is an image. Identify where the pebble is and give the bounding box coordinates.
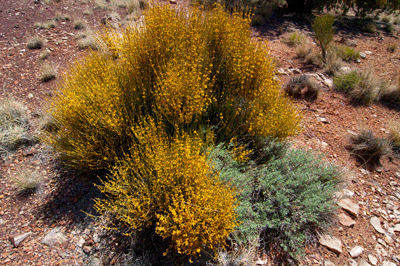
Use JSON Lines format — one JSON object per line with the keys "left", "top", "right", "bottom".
{"left": 338, "top": 198, "right": 359, "bottom": 217}
{"left": 368, "top": 254, "right": 378, "bottom": 265}
{"left": 370, "top": 216, "right": 385, "bottom": 234}
{"left": 318, "top": 234, "right": 342, "bottom": 254}
{"left": 382, "top": 261, "right": 396, "bottom": 266}
{"left": 9, "top": 232, "right": 32, "bottom": 248}
{"left": 41, "top": 227, "right": 68, "bottom": 247}
{"left": 324, "top": 260, "right": 335, "bottom": 266}
{"left": 338, "top": 212, "right": 356, "bottom": 227}
{"left": 359, "top": 259, "right": 372, "bottom": 266}
{"left": 349, "top": 245, "right": 364, "bottom": 258}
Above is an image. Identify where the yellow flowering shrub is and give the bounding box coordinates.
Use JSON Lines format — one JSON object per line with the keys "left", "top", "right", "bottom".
{"left": 46, "top": 3, "right": 300, "bottom": 171}
{"left": 94, "top": 119, "right": 237, "bottom": 257}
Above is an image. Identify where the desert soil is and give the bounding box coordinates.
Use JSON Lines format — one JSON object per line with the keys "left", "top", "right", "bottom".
{"left": 0, "top": 0, "right": 399, "bottom": 265}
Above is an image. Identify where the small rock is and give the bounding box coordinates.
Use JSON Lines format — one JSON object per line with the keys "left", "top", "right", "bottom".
{"left": 382, "top": 261, "right": 396, "bottom": 266}
{"left": 9, "top": 232, "right": 32, "bottom": 247}
{"left": 87, "top": 257, "right": 101, "bottom": 266}
{"left": 356, "top": 59, "right": 361, "bottom": 63}
{"left": 359, "top": 259, "right": 372, "bottom": 266}
{"left": 338, "top": 212, "right": 356, "bottom": 227}
{"left": 368, "top": 254, "right": 378, "bottom": 265}
{"left": 318, "top": 234, "right": 342, "bottom": 254}
{"left": 92, "top": 233, "right": 100, "bottom": 244}
{"left": 291, "top": 68, "right": 302, "bottom": 74}
{"left": 370, "top": 216, "right": 385, "bottom": 234}
{"left": 338, "top": 198, "right": 359, "bottom": 217}
{"left": 360, "top": 168, "right": 370, "bottom": 175}
{"left": 41, "top": 227, "right": 68, "bottom": 247}
{"left": 339, "top": 66, "right": 352, "bottom": 73}
{"left": 384, "top": 233, "right": 394, "bottom": 245}
{"left": 77, "top": 236, "right": 85, "bottom": 248}
{"left": 349, "top": 245, "right": 364, "bottom": 258}
{"left": 169, "top": 0, "right": 177, "bottom": 3}
{"left": 392, "top": 224, "right": 400, "bottom": 232}
{"left": 277, "top": 68, "right": 288, "bottom": 75}
{"left": 83, "top": 245, "right": 93, "bottom": 254}
{"left": 0, "top": 216, "right": 4, "bottom": 225}
{"left": 359, "top": 52, "right": 367, "bottom": 58}
{"left": 342, "top": 189, "right": 355, "bottom": 198}
{"left": 324, "top": 260, "right": 335, "bottom": 266}
{"left": 365, "top": 51, "right": 373, "bottom": 55}
{"left": 318, "top": 117, "right": 329, "bottom": 123}
{"left": 27, "top": 93, "right": 33, "bottom": 99}
{"left": 348, "top": 259, "right": 358, "bottom": 266}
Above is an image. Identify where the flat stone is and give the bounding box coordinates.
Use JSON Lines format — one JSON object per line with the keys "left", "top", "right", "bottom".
{"left": 324, "top": 260, "right": 335, "bottom": 266}
{"left": 318, "top": 117, "right": 329, "bottom": 123}
{"left": 9, "top": 232, "right": 32, "bottom": 247}
{"left": 349, "top": 245, "right": 364, "bottom": 258}
{"left": 338, "top": 212, "right": 356, "bottom": 227}
{"left": 41, "top": 227, "right": 68, "bottom": 247}
{"left": 322, "top": 78, "right": 333, "bottom": 88}
{"left": 87, "top": 257, "right": 101, "bottom": 266}
{"left": 348, "top": 259, "right": 358, "bottom": 266}
{"left": 368, "top": 254, "right": 378, "bottom": 265}
{"left": 375, "top": 243, "right": 388, "bottom": 257}
{"left": 318, "top": 234, "right": 342, "bottom": 254}
{"left": 359, "top": 259, "right": 372, "bottom": 266}
{"left": 370, "top": 216, "right": 385, "bottom": 234}
{"left": 338, "top": 198, "right": 359, "bottom": 217}
{"left": 365, "top": 51, "right": 373, "bottom": 55}
{"left": 77, "top": 236, "right": 85, "bottom": 248}
{"left": 392, "top": 223, "right": 400, "bottom": 232}
{"left": 359, "top": 52, "right": 367, "bottom": 58}
{"left": 382, "top": 261, "right": 396, "bottom": 266}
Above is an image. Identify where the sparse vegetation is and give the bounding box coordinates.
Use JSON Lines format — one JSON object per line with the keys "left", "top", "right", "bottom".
{"left": 332, "top": 44, "right": 360, "bottom": 62}
{"left": 73, "top": 19, "right": 86, "bottom": 30}
{"left": 54, "top": 12, "right": 71, "bottom": 22}
{"left": 388, "top": 42, "right": 398, "bottom": 52}
{"left": 77, "top": 35, "right": 100, "bottom": 50}
{"left": 12, "top": 167, "right": 42, "bottom": 193}
{"left": 27, "top": 36, "right": 44, "bottom": 49}
{"left": 34, "top": 20, "right": 56, "bottom": 29}
{"left": 39, "top": 50, "right": 51, "bottom": 60}
{"left": 283, "top": 30, "right": 307, "bottom": 47}
{"left": 0, "top": 99, "right": 32, "bottom": 157}
{"left": 348, "top": 129, "right": 390, "bottom": 167}
{"left": 389, "top": 122, "right": 400, "bottom": 152}
{"left": 333, "top": 69, "right": 382, "bottom": 104}
{"left": 39, "top": 62, "right": 57, "bottom": 82}
{"left": 284, "top": 75, "right": 320, "bottom": 100}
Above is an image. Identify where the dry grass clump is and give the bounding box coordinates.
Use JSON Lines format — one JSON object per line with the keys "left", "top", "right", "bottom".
{"left": 283, "top": 30, "right": 307, "bottom": 47}
{"left": 73, "top": 19, "right": 86, "bottom": 30}
{"left": 284, "top": 75, "right": 320, "bottom": 101}
{"left": 54, "top": 12, "right": 71, "bottom": 22}
{"left": 12, "top": 168, "right": 42, "bottom": 193}
{"left": 77, "top": 35, "right": 100, "bottom": 50}
{"left": 348, "top": 129, "right": 390, "bottom": 167}
{"left": 0, "top": 99, "right": 31, "bottom": 157}
{"left": 387, "top": 43, "right": 398, "bottom": 52}
{"left": 331, "top": 44, "right": 360, "bottom": 62}
{"left": 333, "top": 69, "right": 382, "bottom": 104}
{"left": 34, "top": 20, "right": 56, "bottom": 29}
{"left": 39, "top": 62, "right": 57, "bottom": 82}
{"left": 27, "top": 36, "right": 44, "bottom": 49}
{"left": 389, "top": 122, "right": 400, "bottom": 152}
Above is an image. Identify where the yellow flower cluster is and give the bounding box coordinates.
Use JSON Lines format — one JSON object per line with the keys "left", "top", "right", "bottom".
{"left": 95, "top": 119, "right": 237, "bottom": 257}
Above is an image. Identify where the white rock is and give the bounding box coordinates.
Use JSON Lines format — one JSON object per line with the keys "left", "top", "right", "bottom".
{"left": 365, "top": 51, "right": 373, "bottom": 55}
{"left": 349, "top": 245, "right": 364, "bottom": 258}
{"left": 324, "top": 260, "right": 335, "bottom": 266}
{"left": 338, "top": 198, "right": 359, "bottom": 217}
{"left": 370, "top": 217, "right": 385, "bottom": 234}
{"left": 318, "top": 234, "right": 342, "bottom": 254}
{"left": 359, "top": 52, "right": 367, "bottom": 58}
{"left": 348, "top": 259, "right": 358, "bottom": 266}
{"left": 9, "top": 232, "right": 32, "bottom": 248}
{"left": 392, "top": 223, "right": 400, "bottom": 232}
{"left": 368, "top": 254, "right": 378, "bottom": 265}
{"left": 382, "top": 261, "right": 396, "bottom": 266}
{"left": 359, "top": 259, "right": 372, "bottom": 266}
{"left": 339, "top": 66, "right": 352, "bottom": 73}
{"left": 77, "top": 236, "right": 85, "bottom": 248}
{"left": 41, "top": 227, "right": 68, "bottom": 247}
{"left": 255, "top": 259, "right": 268, "bottom": 265}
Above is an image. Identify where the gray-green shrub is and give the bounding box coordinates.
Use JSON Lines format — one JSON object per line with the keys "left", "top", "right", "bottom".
{"left": 209, "top": 142, "right": 342, "bottom": 259}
